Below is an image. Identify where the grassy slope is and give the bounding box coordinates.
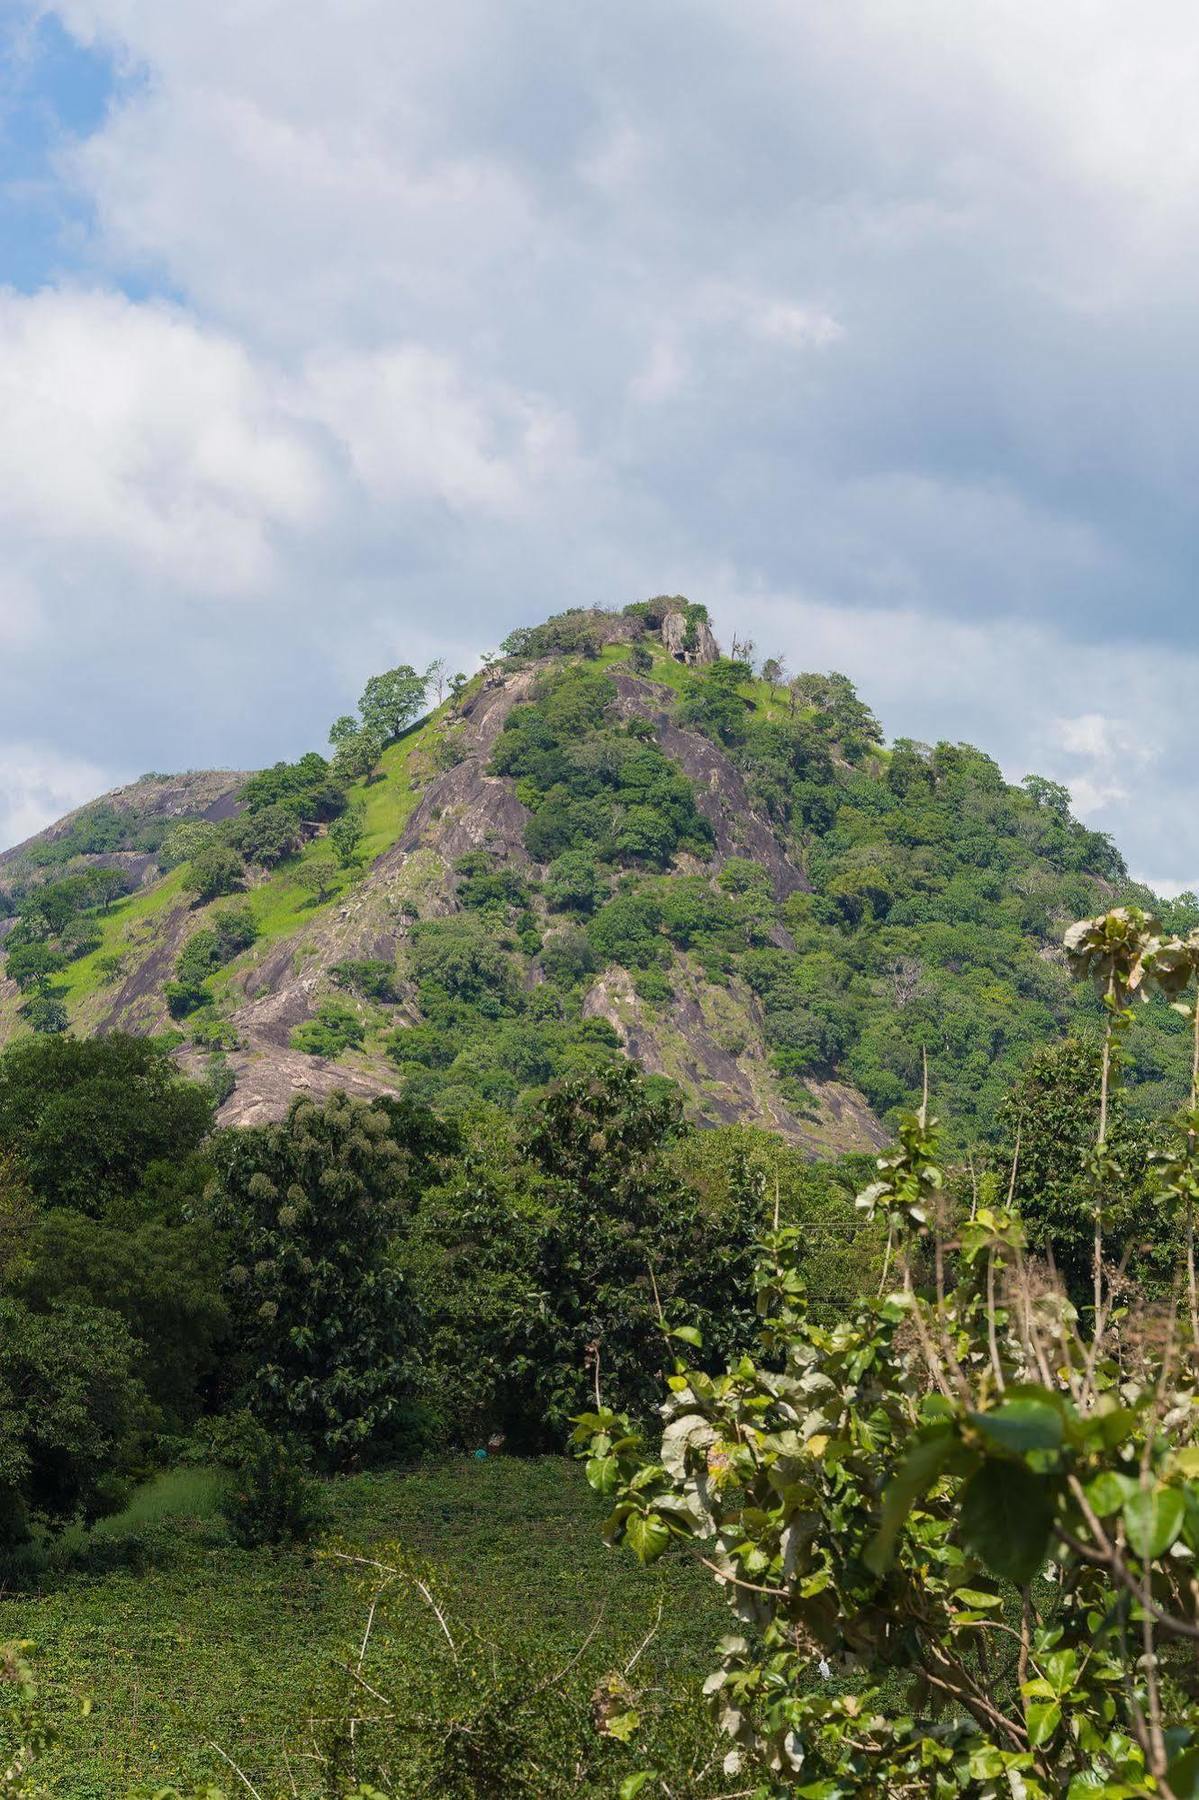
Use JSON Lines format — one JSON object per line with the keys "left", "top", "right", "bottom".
{"left": 8, "top": 1458, "right": 725, "bottom": 1799}
{"left": 0, "top": 693, "right": 472, "bottom": 1046}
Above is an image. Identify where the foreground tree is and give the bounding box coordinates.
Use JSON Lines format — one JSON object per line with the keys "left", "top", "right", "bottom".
{"left": 577, "top": 911, "right": 1199, "bottom": 1797}
{"left": 209, "top": 1094, "right": 414, "bottom": 1466}
{"left": 0, "top": 1034, "right": 212, "bottom": 1215}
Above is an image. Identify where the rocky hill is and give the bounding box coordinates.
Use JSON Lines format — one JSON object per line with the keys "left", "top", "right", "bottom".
{"left": 1, "top": 596, "right": 1187, "bottom": 1150}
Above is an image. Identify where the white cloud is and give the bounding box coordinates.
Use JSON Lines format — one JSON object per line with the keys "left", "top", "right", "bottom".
{"left": 299, "top": 346, "right": 578, "bottom": 515}
{"left": 1135, "top": 875, "right": 1199, "bottom": 901}
{"left": 750, "top": 301, "right": 845, "bottom": 350}
{"left": 2, "top": 0, "right": 1199, "bottom": 888}
{"left": 1045, "top": 714, "right": 1156, "bottom": 816}
{"left": 0, "top": 288, "right": 323, "bottom": 595}
{"left": 628, "top": 339, "right": 686, "bottom": 406}
{"left": 0, "top": 743, "right": 122, "bottom": 851}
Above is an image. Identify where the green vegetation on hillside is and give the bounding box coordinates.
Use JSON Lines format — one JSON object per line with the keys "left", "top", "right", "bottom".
{"left": 5, "top": 601, "right": 1194, "bottom": 1142}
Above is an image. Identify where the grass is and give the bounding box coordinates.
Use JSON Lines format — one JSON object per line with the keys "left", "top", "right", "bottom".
{"left": 92, "top": 1469, "right": 225, "bottom": 1537}
{"left": 4, "top": 1457, "right": 727, "bottom": 1798}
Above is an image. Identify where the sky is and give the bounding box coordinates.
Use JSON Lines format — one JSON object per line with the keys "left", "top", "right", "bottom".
{"left": 0, "top": 2, "right": 1196, "bottom": 888}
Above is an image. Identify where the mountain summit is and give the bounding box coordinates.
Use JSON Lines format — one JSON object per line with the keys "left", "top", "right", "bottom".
{"left": 0, "top": 596, "right": 1184, "bottom": 1148}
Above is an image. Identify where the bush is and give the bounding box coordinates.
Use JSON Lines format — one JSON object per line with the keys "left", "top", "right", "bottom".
{"left": 0, "top": 1034, "right": 212, "bottom": 1216}
{"left": 331, "top": 959, "right": 397, "bottom": 1002}
{"left": 291, "top": 999, "right": 366, "bottom": 1058}
{"left": 182, "top": 842, "right": 244, "bottom": 902}
{"left": 194, "top": 1412, "right": 325, "bottom": 1548}
{"left": 226, "top": 802, "right": 304, "bottom": 868}
{"left": 587, "top": 892, "right": 664, "bottom": 968}
{"left": 543, "top": 849, "right": 603, "bottom": 913}
{"left": 0, "top": 1297, "right": 147, "bottom": 1545}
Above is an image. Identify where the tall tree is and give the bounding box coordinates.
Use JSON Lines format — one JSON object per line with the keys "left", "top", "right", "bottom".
{"left": 358, "top": 664, "right": 430, "bottom": 743}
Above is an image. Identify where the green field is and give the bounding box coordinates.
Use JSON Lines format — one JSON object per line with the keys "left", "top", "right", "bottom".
{"left": 4, "top": 1458, "right": 727, "bottom": 1799}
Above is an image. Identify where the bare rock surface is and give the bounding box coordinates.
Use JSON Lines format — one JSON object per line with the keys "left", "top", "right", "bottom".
{"left": 605, "top": 670, "right": 810, "bottom": 899}
{"left": 659, "top": 609, "right": 719, "bottom": 665}
{"left": 582, "top": 959, "right": 886, "bottom": 1156}
{"left": 0, "top": 770, "right": 249, "bottom": 874}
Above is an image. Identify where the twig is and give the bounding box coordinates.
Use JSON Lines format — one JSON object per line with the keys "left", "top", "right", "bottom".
{"left": 698, "top": 1556, "right": 790, "bottom": 1598}
{"left": 529, "top": 1602, "right": 608, "bottom": 1698}
{"left": 624, "top": 1597, "right": 664, "bottom": 1676}
{"left": 206, "top": 1740, "right": 264, "bottom": 1799}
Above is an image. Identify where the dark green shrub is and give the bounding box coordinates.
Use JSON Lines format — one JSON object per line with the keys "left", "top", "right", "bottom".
{"left": 331, "top": 959, "right": 397, "bottom": 1002}
{"left": 291, "top": 999, "right": 366, "bottom": 1058}
{"left": 196, "top": 1412, "right": 326, "bottom": 1548}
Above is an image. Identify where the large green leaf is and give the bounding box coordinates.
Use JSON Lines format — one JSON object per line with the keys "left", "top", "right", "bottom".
{"left": 1025, "top": 1700, "right": 1062, "bottom": 1747}
{"left": 958, "top": 1459, "right": 1054, "bottom": 1586}
{"left": 1122, "top": 1484, "right": 1185, "bottom": 1561}
{"left": 625, "top": 1510, "right": 671, "bottom": 1564}
{"left": 968, "top": 1398, "right": 1063, "bottom": 1456}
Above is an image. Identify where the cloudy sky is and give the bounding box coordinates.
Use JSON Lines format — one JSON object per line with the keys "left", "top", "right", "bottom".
{"left": 0, "top": 3, "right": 1195, "bottom": 885}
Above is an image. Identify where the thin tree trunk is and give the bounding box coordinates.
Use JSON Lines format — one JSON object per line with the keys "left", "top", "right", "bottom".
{"left": 1095, "top": 973, "right": 1116, "bottom": 1328}
{"left": 1180, "top": 993, "right": 1188, "bottom": 1353}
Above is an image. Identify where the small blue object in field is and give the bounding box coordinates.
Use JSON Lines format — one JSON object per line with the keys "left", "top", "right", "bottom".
{"left": 474, "top": 1448, "right": 487, "bottom": 1460}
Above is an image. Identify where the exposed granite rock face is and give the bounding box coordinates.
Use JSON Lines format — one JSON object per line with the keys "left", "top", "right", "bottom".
{"left": 582, "top": 959, "right": 887, "bottom": 1156}
{"left": 0, "top": 641, "right": 886, "bottom": 1153}
{"left": 0, "top": 770, "right": 249, "bottom": 877}
{"left": 659, "top": 609, "right": 719, "bottom": 665}
{"left": 178, "top": 1044, "right": 401, "bottom": 1129}
{"left": 605, "top": 670, "right": 809, "bottom": 900}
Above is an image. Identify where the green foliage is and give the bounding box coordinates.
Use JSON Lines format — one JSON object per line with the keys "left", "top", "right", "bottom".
{"left": 0, "top": 1640, "right": 60, "bottom": 1796}
{"left": 290, "top": 998, "right": 366, "bottom": 1057}
{"left": 330, "top": 958, "right": 398, "bottom": 1002}
{"left": 358, "top": 665, "right": 430, "bottom": 743}
{"left": 587, "top": 892, "right": 665, "bottom": 968}
{"left": 0, "top": 1297, "right": 146, "bottom": 1545}
{"left": 407, "top": 914, "right": 521, "bottom": 1015}
{"left": 293, "top": 855, "right": 341, "bottom": 905}
{"left": 193, "top": 1412, "right": 325, "bottom": 1548}
{"left": 500, "top": 609, "right": 604, "bottom": 661}
{"left": 544, "top": 848, "right": 604, "bottom": 912}
{"left": 3, "top": 943, "right": 65, "bottom": 993}
{"left": 21, "top": 799, "right": 176, "bottom": 869}
{"left": 159, "top": 818, "right": 218, "bottom": 871}
{"left": 168, "top": 906, "right": 258, "bottom": 1017}
{"left": 239, "top": 751, "right": 344, "bottom": 821}
{"left": 330, "top": 717, "right": 384, "bottom": 784}
{"left": 676, "top": 657, "right": 754, "bottom": 745}
{"left": 409, "top": 1066, "right": 762, "bottom": 1447}
{"left": 4, "top": 1459, "right": 726, "bottom": 1795}
{"left": 328, "top": 797, "right": 367, "bottom": 867}
{"left": 208, "top": 1095, "right": 414, "bottom": 1466}
{"left": 575, "top": 916, "right": 1199, "bottom": 1797}
{"left": 16, "top": 991, "right": 67, "bottom": 1035}
{"left": 181, "top": 841, "right": 244, "bottom": 902}
{"left": 995, "top": 1036, "right": 1166, "bottom": 1301}
{"left": 491, "top": 665, "right": 712, "bottom": 869}
{"left": 0, "top": 1034, "right": 212, "bottom": 1216}
{"left": 224, "top": 801, "right": 302, "bottom": 869}
{"left": 14, "top": 1209, "right": 226, "bottom": 1431}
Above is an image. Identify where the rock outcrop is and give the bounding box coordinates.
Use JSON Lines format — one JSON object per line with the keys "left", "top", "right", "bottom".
{"left": 659, "top": 609, "right": 719, "bottom": 665}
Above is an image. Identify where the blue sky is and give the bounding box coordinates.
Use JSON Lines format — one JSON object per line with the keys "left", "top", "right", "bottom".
{"left": 0, "top": 1, "right": 1196, "bottom": 888}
